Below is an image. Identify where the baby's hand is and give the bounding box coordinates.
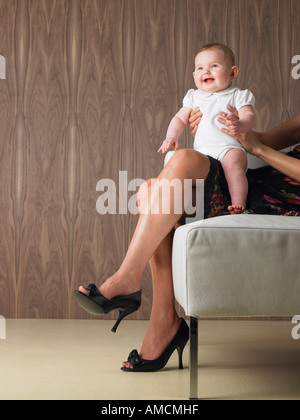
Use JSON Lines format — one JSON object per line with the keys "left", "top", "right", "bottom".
{"left": 219, "top": 111, "right": 241, "bottom": 135}
{"left": 157, "top": 138, "right": 179, "bottom": 153}
{"left": 218, "top": 105, "right": 244, "bottom": 136}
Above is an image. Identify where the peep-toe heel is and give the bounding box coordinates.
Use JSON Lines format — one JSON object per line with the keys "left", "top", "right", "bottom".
{"left": 121, "top": 318, "right": 189, "bottom": 372}
{"left": 73, "top": 284, "right": 141, "bottom": 333}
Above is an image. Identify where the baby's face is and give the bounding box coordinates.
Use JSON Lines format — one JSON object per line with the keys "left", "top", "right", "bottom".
{"left": 193, "top": 48, "right": 238, "bottom": 93}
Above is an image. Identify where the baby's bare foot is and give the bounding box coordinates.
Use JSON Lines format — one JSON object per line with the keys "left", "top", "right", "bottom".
{"left": 228, "top": 204, "right": 245, "bottom": 215}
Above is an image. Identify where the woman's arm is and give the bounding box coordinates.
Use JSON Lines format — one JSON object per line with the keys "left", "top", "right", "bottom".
{"left": 219, "top": 108, "right": 300, "bottom": 182}
{"left": 221, "top": 106, "right": 300, "bottom": 150}
{"left": 260, "top": 113, "right": 300, "bottom": 150}
{"left": 254, "top": 142, "right": 300, "bottom": 182}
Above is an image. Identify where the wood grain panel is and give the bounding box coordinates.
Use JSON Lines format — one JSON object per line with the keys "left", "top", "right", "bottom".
{"left": 0, "top": 0, "right": 299, "bottom": 319}
{"left": 70, "top": 0, "right": 128, "bottom": 320}
{"left": 12, "top": 0, "right": 29, "bottom": 317}
{"left": 0, "top": 0, "right": 17, "bottom": 317}
{"left": 237, "top": 0, "right": 282, "bottom": 130}
{"left": 289, "top": 0, "right": 300, "bottom": 116}
{"left": 65, "top": 0, "right": 81, "bottom": 294}
{"left": 15, "top": 0, "right": 69, "bottom": 317}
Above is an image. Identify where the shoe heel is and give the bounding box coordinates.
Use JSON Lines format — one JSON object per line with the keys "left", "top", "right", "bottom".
{"left": 177, "top": 345, "right": 185, "bottom": 369}
{"left": 111, "top": 308, "right": 132, "bottom": 333}
{"left": 110, "top": 293, "right": 142, "bottom": 333}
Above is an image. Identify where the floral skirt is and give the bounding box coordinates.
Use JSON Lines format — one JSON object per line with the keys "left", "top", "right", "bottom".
{"left": 204, "top": 145, "right": 300, "bottom": 218}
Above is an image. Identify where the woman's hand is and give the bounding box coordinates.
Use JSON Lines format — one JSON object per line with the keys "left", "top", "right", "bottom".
{"left": 218, "top": 105, "right": 262, "bottom": 155}
{"left": 189, "top": 108, "right": 203, "bottom": 136}
{"left": 220, "top": 108, "right": 300, "bottom": 181}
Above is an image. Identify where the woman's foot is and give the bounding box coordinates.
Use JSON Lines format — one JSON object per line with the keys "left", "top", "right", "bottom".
{"left": 78, "top": 272, "right": 140, "bottom": 300}
{"left": 122, "top": 314, "right": 181, "bottom": 369}
{"left": 228, "top": 204, "right": 245, "bottom": 214}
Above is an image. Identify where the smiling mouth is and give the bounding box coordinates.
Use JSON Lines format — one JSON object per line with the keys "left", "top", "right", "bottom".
{"left": 203, "top": 77, "right": 215, "bottom": 84}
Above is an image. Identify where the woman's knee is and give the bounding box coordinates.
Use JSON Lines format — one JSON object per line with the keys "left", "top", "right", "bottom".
{"left": 164, "top": 149, "right": 209, "bottom": 177}
{"left": 166, "top": 148, "right": 191, "bottom": 163}
{"left": 137, "top": 179, "right": 156, "bottom": 214}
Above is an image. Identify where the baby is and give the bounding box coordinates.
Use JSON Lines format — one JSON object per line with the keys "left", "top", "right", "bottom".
{"left": 158, "top": 43, "right": 256, "bottom": 214}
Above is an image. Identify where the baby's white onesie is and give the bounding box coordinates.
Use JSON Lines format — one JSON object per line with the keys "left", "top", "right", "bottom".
{"left": 183, "top": 87, "right": 255, "bottom": 161}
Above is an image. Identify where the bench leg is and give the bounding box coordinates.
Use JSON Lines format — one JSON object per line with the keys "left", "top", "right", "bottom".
{"left": 189, "top": 317, "right": 198, "bottom": 399}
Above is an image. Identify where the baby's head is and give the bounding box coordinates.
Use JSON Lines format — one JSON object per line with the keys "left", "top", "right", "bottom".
{"left": 193, "top": 43, "right": 238, "bottom": 93}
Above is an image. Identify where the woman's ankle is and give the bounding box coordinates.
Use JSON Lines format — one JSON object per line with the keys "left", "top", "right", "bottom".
{"left": 99, "top": 271, "right": 140, "bottom": 299}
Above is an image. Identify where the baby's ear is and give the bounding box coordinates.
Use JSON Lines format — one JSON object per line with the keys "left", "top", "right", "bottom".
{"left": 230, "top": 66, "right": 239, "bottom": 80}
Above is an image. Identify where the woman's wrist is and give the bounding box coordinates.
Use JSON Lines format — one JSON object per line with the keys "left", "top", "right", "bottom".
{"left": 248, "top": 131, "right": 266, "bottom": 156}
{"left": 253, "top": 142, "right": 268, "bottom": 159}
{"left": 256, "top": 130, "right": 273, "bottom": 148}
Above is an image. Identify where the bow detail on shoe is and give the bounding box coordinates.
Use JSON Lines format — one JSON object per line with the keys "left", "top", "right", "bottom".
{"left": 127, "top": 349, "right": 142, "bottom": 367}
{"left": 85, "top": 284, "right": 101, "bottom": 297}
{"left": 121, "top": 319, "right": 189, "bottom": 372}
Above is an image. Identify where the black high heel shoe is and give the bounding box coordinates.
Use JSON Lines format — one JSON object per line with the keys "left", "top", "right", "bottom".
{"left": 121, "top": 318, "right": 189, "bottom": 372}
{"left": 73, "top": 284, "right": 141, "bottom": 333}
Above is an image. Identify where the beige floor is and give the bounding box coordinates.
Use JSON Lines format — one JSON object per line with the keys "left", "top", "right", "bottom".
{"left": 0, "top": 319, "right": 300, "bottom": 400}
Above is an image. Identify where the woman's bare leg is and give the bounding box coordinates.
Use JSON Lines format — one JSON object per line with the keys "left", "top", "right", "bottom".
{"left": 122, "top": 229, "right": 180, "bottom": 368}
{"left": 78, "top": 149, "right": 210, "bottom": 299}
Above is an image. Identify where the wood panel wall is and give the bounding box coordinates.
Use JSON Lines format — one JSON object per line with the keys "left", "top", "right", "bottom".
{"left": 0, "top": 0, "right": 299, "bottom": 319}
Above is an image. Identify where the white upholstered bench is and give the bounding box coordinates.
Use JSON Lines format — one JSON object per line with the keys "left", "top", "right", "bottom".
{"left": 165, "top": 150, "right": 300, "bottom": 399}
